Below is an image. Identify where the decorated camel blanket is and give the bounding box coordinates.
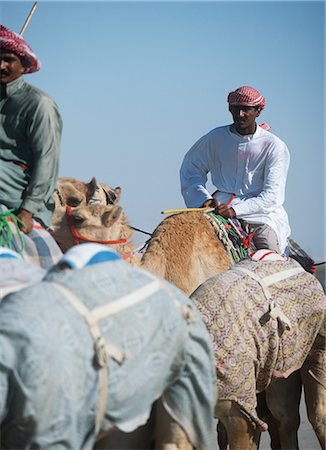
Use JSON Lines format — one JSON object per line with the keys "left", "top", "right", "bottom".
{"left": 0, "top": 204, "right": 62, "bottom": 269}
{"left": 191, "top": 258, "right": 326, "bottom": 430}
{"left": 0, "top": 259, "right": 216, "bottom": 450}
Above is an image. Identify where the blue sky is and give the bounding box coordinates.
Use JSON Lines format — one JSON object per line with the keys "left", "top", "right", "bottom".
{"left": 1, "top": 0, "right": 325, "bottom": 260}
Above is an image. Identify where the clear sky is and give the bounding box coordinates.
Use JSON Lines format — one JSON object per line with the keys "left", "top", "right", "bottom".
{"left": 1, "top": 0, "right": 325, "bottom": 261}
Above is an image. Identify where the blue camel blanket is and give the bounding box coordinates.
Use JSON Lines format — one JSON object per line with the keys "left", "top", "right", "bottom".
{"left": 0, "top": 259, "right": 216, "bottom": 450}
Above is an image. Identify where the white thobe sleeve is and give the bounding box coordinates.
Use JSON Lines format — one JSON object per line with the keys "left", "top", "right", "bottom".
{"left": 180, "top": 136, "right": 213, "bottom": 207}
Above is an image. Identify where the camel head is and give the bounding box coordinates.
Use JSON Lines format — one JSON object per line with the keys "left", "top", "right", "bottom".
{"left": 54, "top": 177, "right": 121, "bottom": 209}
{"left": 69, "top": 203, "right": 132, "bottom": 244}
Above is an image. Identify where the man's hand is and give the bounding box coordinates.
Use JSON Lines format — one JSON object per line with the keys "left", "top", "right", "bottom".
{"left": 202, "top": 199, "right": 218, "bottom": 208}
{"left": 215, "top": 203, "right": 236, "bottom": 218}
{"left": 17, "top": 210, "right": 33, "bottom": 234}
{"left": 202, "top": 200, "right": 236, "bottom": 218}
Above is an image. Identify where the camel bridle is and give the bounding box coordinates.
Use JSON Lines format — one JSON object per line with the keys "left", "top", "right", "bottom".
{"left": 65, "top": 206, "right": 132, "bottom": 260}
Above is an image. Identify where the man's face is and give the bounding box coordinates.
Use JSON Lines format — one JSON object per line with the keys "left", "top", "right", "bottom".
{"left": 0, "top": 52, "right": 26, "bottom": 84}
{"left": 229, "top": 105, "right": 261, "bottom": 134}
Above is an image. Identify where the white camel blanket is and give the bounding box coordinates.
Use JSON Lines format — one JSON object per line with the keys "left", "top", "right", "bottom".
{"left": 191, "top": 258, "right": 326, "bottom": 430}
{"left": 0, "top": 260, "right": 216, "bottom": 450}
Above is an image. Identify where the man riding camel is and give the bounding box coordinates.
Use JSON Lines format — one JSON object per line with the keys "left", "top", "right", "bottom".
{"left": 180, "top": 85, "right": 291, "bottom": 254}
{"left": 0, "top": 24, "right": 62, "bottom": 233}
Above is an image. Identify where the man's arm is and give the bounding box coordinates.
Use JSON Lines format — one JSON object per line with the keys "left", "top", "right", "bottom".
{"left": 21, "top": 95, "right": 62, "bottom": 228}
{"left": 180, "top": 135, "right": 213, "bottom": 207}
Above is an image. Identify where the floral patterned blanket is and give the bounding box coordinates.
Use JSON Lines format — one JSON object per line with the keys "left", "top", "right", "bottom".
{"left": 191, "top": 258, "right": 326, "bottom": 430}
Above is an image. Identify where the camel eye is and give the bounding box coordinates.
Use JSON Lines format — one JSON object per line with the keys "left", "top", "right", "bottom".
{"left": 67, "top": 197, "right": 82, "bottom": 207}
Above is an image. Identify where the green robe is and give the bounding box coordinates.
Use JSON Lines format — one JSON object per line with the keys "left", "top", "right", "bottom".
{"left": 0, "top": 76, "right": 62, "bottom": 227}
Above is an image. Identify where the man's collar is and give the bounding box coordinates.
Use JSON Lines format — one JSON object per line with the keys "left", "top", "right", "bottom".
{"left": 229, "top": 123, "right": 263, "bottom": 141}
{"left": 2, "top": 76, "right": 25, "bottom": 97}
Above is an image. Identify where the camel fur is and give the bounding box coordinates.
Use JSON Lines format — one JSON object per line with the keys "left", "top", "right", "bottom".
{"left": 141, "top": 211, "right": 230, "bottom": 295}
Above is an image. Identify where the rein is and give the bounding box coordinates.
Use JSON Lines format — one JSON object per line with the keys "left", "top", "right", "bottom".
{"left": 65, "top": 206, "right": 128, "bottom": 247}
{"left": 130, "top": 226, "right": 152, "bottom": 236}
{"left": 0, "top": 209, "right": 26, "bottom": 254}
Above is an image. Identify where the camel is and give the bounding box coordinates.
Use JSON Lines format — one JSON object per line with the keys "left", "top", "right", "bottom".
{"left": 54, "top": 176, "right": 121, "bottom": 208}
{"left": 191, "top": 259, "right": 326, "bottom": 450}
{"left": 51, "top": 177, "right": 121, "bottom": 253}
{"left": 53, "top": 202, "right": 326, "bottom": 450}
{"left": 51, "top": 203, "right": 141, "bottom": 265}
{"left": 50, "top": 203, "right": 230, "bottom": 294}
{"left": 0, "top": 248, "right": 216, "bottom": 450}
{"left": 0, "top": 177, "right": 114, "bottom": 267}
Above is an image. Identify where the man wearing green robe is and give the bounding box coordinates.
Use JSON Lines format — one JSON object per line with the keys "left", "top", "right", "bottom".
{"left": 0, "top": 24, "right": 62, "bottom": 232}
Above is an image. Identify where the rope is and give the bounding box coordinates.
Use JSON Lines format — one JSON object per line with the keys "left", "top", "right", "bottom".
{"left": 0, "top": 209, "right": 25, "bottom": 254}
{"left": 161, "top": 207, "right": 214, "bottom": 214}
{"left": 204, "top": 212, "right": 249, "bottom": 265}
{"left": 130, "top": 226, "right": 152, "bottom": 236}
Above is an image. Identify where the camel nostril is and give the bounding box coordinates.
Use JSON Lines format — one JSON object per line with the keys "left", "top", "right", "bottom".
{"left": 72, "top": 215, "right": 85, "bottom": 226}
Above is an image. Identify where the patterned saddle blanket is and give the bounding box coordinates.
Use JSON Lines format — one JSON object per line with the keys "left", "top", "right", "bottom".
{"left": 0, "top": 204, "right": 62, "bottom": 269}
{"left": 191, "top": 258, "right": 326, "bottom": 430}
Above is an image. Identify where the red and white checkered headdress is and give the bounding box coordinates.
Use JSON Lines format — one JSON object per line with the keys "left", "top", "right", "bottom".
{"left": 0, "top": 24, "right": 40, "bottom": 73}
{"left": 228, "top": 86, "right": 266, "bottom": 110}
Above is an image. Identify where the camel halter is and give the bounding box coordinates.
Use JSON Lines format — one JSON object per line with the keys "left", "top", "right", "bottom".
{"left": 65, "top": 206, "right": 132, "bottom": 260}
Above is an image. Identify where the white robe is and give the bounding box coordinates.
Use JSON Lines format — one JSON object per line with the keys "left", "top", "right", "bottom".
{"left": 180, "top": 124, "right": 291, "bottom": 252}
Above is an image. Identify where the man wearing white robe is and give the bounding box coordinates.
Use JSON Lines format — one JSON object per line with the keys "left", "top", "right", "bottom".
{"left": 180, "top": 85, "right": 291, "bottom": 253}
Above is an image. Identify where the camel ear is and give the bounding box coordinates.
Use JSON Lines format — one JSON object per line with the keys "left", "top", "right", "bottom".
{"left": 101, "top": 185, "right": 122, "bottom": 205}
{"left": 113, "top": 187, "right": 121, "bottom": 200}
{"left": 102, "top": 205, "right": 123, "bottom": 227}
{"left": 88, "top": 177, "right": 96, "bottom": 191}
{"left": 87, "top": 177, "right": 102, "bottom": 205}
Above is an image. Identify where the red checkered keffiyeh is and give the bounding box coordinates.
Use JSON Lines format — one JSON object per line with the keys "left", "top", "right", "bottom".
{"left": 0, "top": 24, "right": 40, "bottom": 73}
{"left": 228, "top": 86, "right": 266, "bottom": 110}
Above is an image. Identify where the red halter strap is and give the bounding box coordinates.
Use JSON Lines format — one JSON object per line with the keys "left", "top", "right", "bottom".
{"left": 65, "top": 206, "right": 128, "bottom": 246}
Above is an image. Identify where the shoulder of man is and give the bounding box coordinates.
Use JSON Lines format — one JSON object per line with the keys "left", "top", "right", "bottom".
{"left": 205, "top": 124, "right": 230, "bottom": 139}
{"left": 19, "top": 80, "right": 62, "bottom": 119}
{"left": 22, "top": 80, "right": 59, "bottom": 107}
{"left": 188, "top": 125, "right": 229, "bottom": 152}
{"left": 257, "top": 126, "right": 289, "bottom": 150}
